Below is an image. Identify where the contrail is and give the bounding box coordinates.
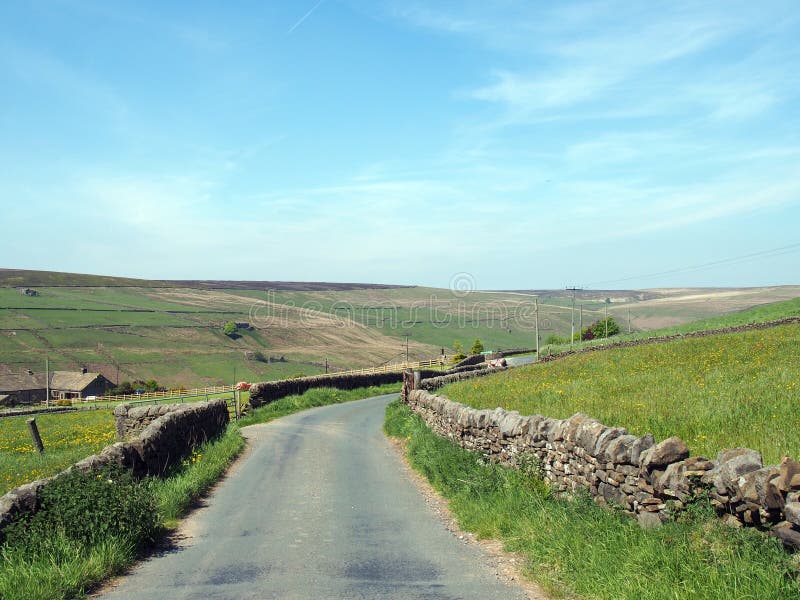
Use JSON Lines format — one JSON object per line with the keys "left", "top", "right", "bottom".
{"left": 287, "top": 0, "right": 326, "bottom": 34}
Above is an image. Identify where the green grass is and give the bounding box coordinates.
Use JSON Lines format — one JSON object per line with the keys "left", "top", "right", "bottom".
{"left": 385, "top": 400, "right": 800, "bottom": 600}
{"left": 442, "top": 324, "right": 800, "bottom": 464}
{"left": 546, "top": 296, "right": 800, "bottom": 355}
{"left": 150, "top": 425, "right": 246, "bottom": 527}
{"left": 0, "top": 410, "right": 116, "bottom": 495}
{"left": 0, "top": 426, "right": 245, "bottom": 600}
{"left": 238, "top": 382, "right": 401, "bottom": 427}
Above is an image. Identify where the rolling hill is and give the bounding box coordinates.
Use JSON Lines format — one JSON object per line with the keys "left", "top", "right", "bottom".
{"left": 1, "top": 269, "right": 798, "bottom": 387}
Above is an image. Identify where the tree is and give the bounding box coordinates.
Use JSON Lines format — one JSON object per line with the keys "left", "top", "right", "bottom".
{"left": 452, "top": 340, "right": 466, "bottom": 362}
{"left": 223, "top": 321, "right": 237, "bottom": 337}
{"left": 470, "top": 338, "right": 485, "bottom": 355}
{"left": 590, "top": 317, "right": 620, "bottom": 339}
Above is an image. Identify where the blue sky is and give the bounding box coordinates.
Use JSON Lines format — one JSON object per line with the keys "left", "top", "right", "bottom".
{"left": 1, "top": 0, "right": 799, "bottom": 289}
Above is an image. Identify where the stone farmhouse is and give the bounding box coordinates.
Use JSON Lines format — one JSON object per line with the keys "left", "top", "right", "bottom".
{"left": 0, "top": 368, "right": 114, "bottom": 406}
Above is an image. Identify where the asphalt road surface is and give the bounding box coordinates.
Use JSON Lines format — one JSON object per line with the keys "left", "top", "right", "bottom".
{"left": 504, "top": 354, "right": 538, "bottom": 367}
{"left": 98, "top": 394, "right": 527, "bottom": 599}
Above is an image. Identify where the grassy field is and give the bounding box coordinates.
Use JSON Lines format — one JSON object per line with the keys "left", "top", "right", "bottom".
{"left": 0, "top": 410, "right": 115, "bottom": 495}
{"left": 2, "top": 269, "right": 798, "bottom": 388}
{"left": 385, "top": 401, "right": 800, "bottom": 599}
{"left": 442, "top": 323, "right": 800, "bottom": 464}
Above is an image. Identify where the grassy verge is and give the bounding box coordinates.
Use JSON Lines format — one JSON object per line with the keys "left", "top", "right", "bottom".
{"left": 385, "top": 400, "right": 799, "bottom": 599}
{"left": 150, "top": 425, "right": 246, "bottom": 527}
{"left": 0, "top": 426, "right": 245, "bottom": 600}
{"left": 237, "top": 382, "right": 401, "bottom": 427}
{"left": 442, "top": 324, "right": 800, "bottom": 464}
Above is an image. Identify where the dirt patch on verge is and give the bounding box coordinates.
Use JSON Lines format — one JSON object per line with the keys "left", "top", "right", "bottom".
{"left": 387, "top": 436, "right": 553, "bottom": 600}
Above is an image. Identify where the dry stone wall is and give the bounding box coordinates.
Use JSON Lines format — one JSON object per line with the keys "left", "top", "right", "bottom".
{"left": 248, "top": 371, "right": 404, "bottom": 407}
{"left": 0, "top": 399, "right": 229, "bottom": 539}
{"left": 401, "top": 381, "right": 800, "bottom": 549}
{"left": 418, "top": 366, "right": 506, "bottom": 393}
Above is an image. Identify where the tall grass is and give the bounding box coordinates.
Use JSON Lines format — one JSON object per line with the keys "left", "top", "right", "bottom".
{"left": 150, "top": 425, "right": 246, "bottom": 527}
{"left": 385, "top": 401, "right": 799, "bottom": 599}
{"left": 0, "top": 427, "right": 245, "bottom": 600}
{"left": 442, "top": 324, "right": 800, "bottom": 464}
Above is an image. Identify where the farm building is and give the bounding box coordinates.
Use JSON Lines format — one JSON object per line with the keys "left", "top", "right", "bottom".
{"left": 0, "top": 368, "right": 114, "bottom": 406}
{"left": 50, "top": 369, "right": 114, "bottom": 400}
{"left": 17, "top": 287, "right": 39, "bottom": 296}
{"left": 0, "top": 371, "right": 48, "bottom": 405}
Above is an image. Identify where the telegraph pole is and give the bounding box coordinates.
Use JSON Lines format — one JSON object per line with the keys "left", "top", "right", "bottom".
{"left": 579, "top": 304, "right": 583, "bottom": 343}
{"left": 566, "top": 287, "right": 582, "bottom": 347}
{"left": 45, "top": 357, "right": 50, "bottom": 408}
{"left": 404, "top": 333, "right": 411, "bottom": 363}
{"left": 534, "top": 297, "right": 539, "bottom": 356}
{"left": 605, "top": 303, "right": 609, "bottom": 338}
{"left": 628, "top": 307, "right": 632, "bottom": 334}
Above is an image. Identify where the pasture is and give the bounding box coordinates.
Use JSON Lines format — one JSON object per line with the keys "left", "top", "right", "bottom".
{"left": 442, "top": 323, "right": 800, "bottom": 464}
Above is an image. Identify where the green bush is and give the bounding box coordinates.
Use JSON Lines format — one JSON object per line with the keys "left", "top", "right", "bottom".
{"left": 223, "top": 321, "right": 237, "bottom": 337}
{"left": 544, "top": 334, "right": 566, "bottom": 345}
{"left": 470, "top": 338, "right": 484, "bottom": 355}
{"left": 3, "top": 466, "right": 157, "bottom": 556}
{"left": 54, "top": 399, "right": 72, "bottom": 407}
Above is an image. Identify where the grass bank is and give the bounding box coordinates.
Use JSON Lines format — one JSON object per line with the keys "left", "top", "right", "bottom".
{"left": 0, "top": 426, "right": 244, "bottom": 600}
{"left": 238, "top": 382, "right": 401, "bottom": 427}
{"left": 442, "top": 324, "right": 800, "bottom": 464}
{"left": 385, "top": 400, "right": 799, "bottom": 599}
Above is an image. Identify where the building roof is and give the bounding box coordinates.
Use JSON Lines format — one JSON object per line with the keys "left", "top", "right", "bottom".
{"left": 0, "top": 370, "right": 107, "bottom": 393}
{"left": 50, "top": 371, "right": 105, "bottom": 392}
{"left": 0, "top": 372, "right": 47, "bottom": 392}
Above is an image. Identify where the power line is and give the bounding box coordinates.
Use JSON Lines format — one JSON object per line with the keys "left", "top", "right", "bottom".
{"left": 587, "top": 241, "right": 800, "bottom": 287}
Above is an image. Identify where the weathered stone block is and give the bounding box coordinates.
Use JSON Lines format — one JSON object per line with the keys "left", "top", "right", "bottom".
{"left": 640, "top": 437, "right": 690, "bottom": 472}
{"left": 775, "top": 456, "right": 800, "bottom": 492}
{"left": 784, "top": 502, "right": 800, "bottom": 526}
{"left": 630, "top": 433, "right": 655, "bottom": 466}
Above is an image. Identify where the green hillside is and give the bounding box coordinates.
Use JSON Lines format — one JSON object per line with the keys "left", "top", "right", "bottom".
{"left": 442, "top": 321, "right": 800, "bottom": 464}
{"left": 2, "top": 270, "right": 798, "bottom": 388}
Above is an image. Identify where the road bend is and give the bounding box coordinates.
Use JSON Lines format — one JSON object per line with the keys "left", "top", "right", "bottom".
{"left": 98, "top": 394, "right": 526, "bottom": 599}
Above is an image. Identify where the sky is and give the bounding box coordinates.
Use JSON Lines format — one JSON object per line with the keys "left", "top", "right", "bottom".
{"left": 1, "top": 0, "right": 799, "bottom": 290}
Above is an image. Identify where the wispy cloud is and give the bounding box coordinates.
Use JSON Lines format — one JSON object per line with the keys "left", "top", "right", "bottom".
{"left": 288, "top": 0, "right": 326, "bottom": 34}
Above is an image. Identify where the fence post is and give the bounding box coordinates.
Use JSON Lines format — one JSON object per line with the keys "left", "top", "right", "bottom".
{"left": 27, "top": 418, "right": 45, "bottom": 453}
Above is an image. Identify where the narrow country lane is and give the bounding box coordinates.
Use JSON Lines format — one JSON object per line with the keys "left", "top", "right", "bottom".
{"left": 97, "top": 394, "right": 527, "bottom": 599}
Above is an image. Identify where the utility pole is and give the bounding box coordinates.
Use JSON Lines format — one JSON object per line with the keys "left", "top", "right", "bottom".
{"left": 534, "top": 297, "right": 539, "bottom": 356}
{"left": 45, "top": 357, "right": 50, "bottom": 408}
{"left": 627, "top": 307, "right": 632, "bottom": 334}
{"left": 579, "top": 304, "right": 583, "bottom": 343}
{"left": 605, "top": 303, "right": 609, "bottom": 338}
{"left": 325, "top": 357, "right": 329, "bottom": 374}
{"left": 566, "top": 287, "right": 582, "bottom": 348}
{"left": 404, "top": 333, "right": 411, "bottom": 363}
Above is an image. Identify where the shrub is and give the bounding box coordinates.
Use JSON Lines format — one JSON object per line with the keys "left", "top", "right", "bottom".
{"left": 470, "top": 338, "right": 485, "bottom": 355}
{"left": 223, "top": 321, "right": 237, "bottom": 337}
{"left": 452, "top": 340, "right": 466, "bottom": 362}
{"left": 54, "top": 399, "right": 72, "bottom": 407}
{"left": 591, "top": 317, "right": 620, "bottom": 339}
{"left": 2, "top": 466, "right": 158, "bottom": 556}
{"left": 544, "top": 334, "right": 566, "bottom": 345}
